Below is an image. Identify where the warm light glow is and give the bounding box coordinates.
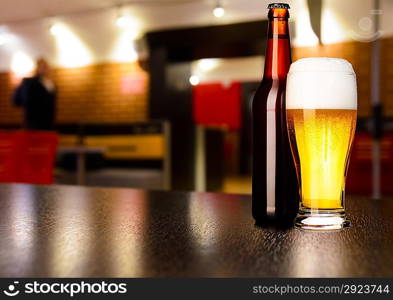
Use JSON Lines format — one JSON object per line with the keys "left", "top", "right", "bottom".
{"left": 10, "top": 51, "right": 34, "bottom": 78}
{"left": 123, "top": 27, "right": 139, "bottom": 41}
{"left": 191, "top": 56, "right": 263, "bottom": 84}
{"left": 111, "top": 12, "right": 141, "bottom": 63}
{"left": 50, "top": 23, "right": 92, "bottom": 68}
{"left": 197, "top": 58, "right": 219, "bottom": 72}
{"left": 116, "top": 14, "right": 140, "bottom": 40}
{"left": 293, "top": 0, "right": 319, "bottom": 46}
{"left": 321, "top": 10, "right": 347, "bottom": 44}
{"left": 111, "top": 31, "right": 139, "bottom": 62}
{"left": 189, "top": 75, "right": 200, "bottom": 86}
{"left": 0, "top": 34, "right": 10, "bottom": 46}
{"left": 116, "top": 15, "right": 138, "bottom": 29}
{"left": 50, "top": 23, "right": 67, "bottom": 36}
{"left": 213, "top": 6, "right": 225, "bottom": 18}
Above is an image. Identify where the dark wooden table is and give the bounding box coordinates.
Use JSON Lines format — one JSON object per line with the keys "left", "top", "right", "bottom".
{"left": 0, "top": 183, "right": 392, "bottom": 278}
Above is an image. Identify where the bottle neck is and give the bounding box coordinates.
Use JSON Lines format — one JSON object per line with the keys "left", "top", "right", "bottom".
{"left": 263, "top": 16, "right": 291, "bottom": 80}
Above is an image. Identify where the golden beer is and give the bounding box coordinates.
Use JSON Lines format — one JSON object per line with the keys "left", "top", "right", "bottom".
{"left": 286, "top": 57, "right": 357, "bottom": 230}
{"left": 287, "top": 109, "right": 356, "bottom": 209}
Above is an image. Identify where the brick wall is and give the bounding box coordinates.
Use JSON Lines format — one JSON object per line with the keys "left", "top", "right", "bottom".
{"left": 0, "top": 72, "right": 22, "bottom": 124}
{"left": 0, "top": 61, "right": 148, "bottom": 125}
{"left": 293, "top": 37, "right": 393, "bottom": 117}
{"left": 0, "top": 37, "right": 391, "bottom": 125}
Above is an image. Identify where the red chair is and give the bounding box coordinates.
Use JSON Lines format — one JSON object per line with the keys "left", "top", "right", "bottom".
{"left": 381, "top": 133, "right": 393, "bottom": 195}
{"left": 17, "top": 131, "right": 59, "bottom": 185}
{"left": 347, "top": 131, "right": 393, "bottom": 196}
{"left": 0, "top": 130, "right": 58, "bottom": 185}
{"left": 0, "top": 131, "right": 21, "bottom": 183}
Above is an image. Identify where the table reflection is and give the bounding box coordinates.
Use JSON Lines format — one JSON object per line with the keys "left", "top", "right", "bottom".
{"left": 188, "top": 193, "right": 246, "bottom": 277}
{"left": 286, "top": 231, "right": 350, "bottom": 277}
{"left": 0, "top": 185, "right": 37, "bottom": 276}
{"left": 107, "top": 189, "right": 147, "bottom": 277}
{"left": 49, "top": 188, "right": 94, "bottom": 277}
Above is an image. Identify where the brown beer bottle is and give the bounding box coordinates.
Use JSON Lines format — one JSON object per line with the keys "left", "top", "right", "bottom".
{"left": 252, "top": 3, "right": 299, "bottom": 225}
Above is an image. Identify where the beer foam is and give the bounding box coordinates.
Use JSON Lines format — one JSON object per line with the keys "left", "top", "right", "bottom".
{"left": 286, "top": 58, "right": 357, "bottom": 110}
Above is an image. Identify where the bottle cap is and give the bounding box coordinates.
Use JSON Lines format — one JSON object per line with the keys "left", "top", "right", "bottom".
{"left": 268, "top": 3, "right": 290, "bottom": 9}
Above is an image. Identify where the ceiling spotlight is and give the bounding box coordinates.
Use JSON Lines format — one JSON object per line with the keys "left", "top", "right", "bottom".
{"left": 189, "top": 75, "right": 200, "bottom": 86}
{"left": 117, "top": 15, "right": 139, "bottom": 30}
{"left": 117, "top": 15, "right": 129, "bottom": 28}
{"left": 213, "top": 2, "right": 225, "bottom": 18}
{"left": 50, "top": 23, "right": 66, "bottom": 36}
{"left": 116, "top": 5, "right": 138, "bottom": 29}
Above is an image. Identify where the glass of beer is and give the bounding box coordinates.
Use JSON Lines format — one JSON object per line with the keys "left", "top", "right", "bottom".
{"left": 286, "top": 58, "right": 357, "bottom": 230}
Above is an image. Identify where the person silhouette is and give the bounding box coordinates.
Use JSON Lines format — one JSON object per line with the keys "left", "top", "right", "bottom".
{"left": 13, "top": 58, "right": 56, "bottom": 130}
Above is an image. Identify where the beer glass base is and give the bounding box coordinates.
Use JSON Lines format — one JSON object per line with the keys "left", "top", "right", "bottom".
{"left": 294, "top": 210, "right": 350, "bottom": 230}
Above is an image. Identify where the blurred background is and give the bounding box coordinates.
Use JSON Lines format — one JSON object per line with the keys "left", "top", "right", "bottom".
{"left": 0, "top": 0, "right": 391, "bottom": 197}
